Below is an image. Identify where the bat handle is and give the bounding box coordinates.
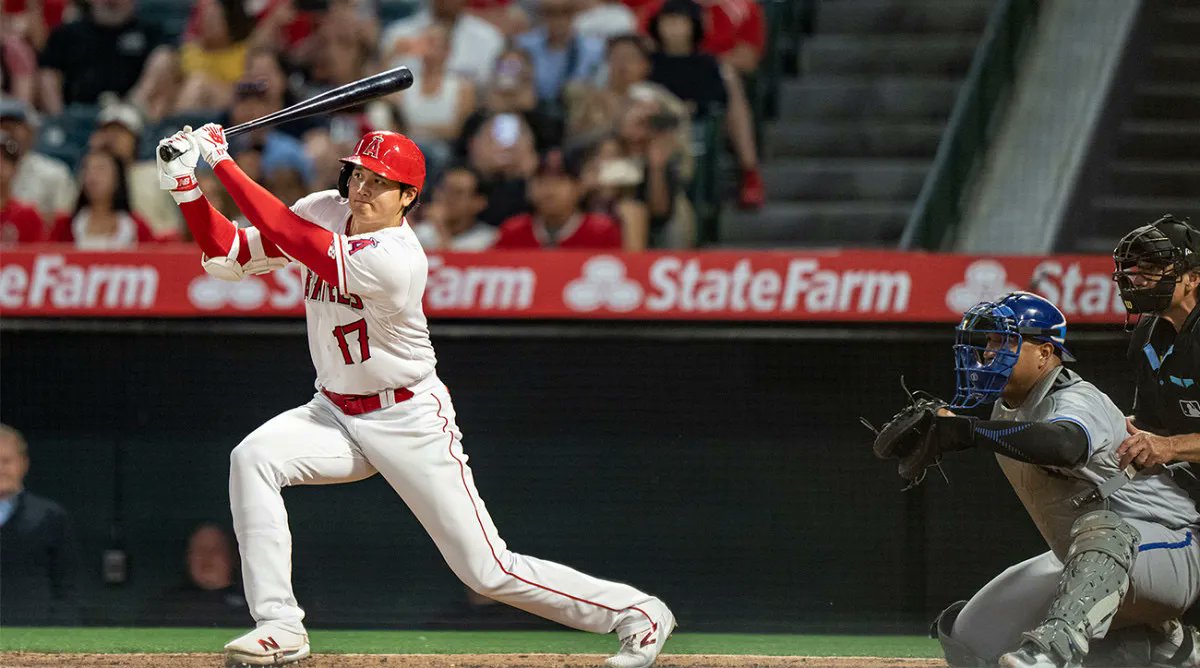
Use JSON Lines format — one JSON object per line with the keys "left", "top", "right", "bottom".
{"left": 158, "top": 144, "right": 183, "bottom": 163}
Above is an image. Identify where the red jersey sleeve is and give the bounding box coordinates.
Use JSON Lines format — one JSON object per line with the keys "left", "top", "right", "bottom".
{"left": 48, "top": 214, "right": 72, "bottom": 242}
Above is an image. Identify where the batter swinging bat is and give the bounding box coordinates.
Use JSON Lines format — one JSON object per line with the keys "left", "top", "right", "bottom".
{"left": 158, "top": 66, "right": 414, "bottom": 163}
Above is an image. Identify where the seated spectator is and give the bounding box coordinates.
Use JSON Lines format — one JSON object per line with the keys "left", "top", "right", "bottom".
{"left": 0, "top": 130, "right": 44, "bottom": 244}
{"left": 466, "top": 112, "right": 538, "bottom": 227}
{"left": 37, "top": 0, "right": 174, "bottom": 115}
{"left": 495, "top": 148, "right": 622, "bottom": 249}
{"left": 88, "top": 93, "right": 181, "bottom": 237}
{"left": 412, "top": 165, "right": 497, "bottom": 251}
{"left": 1, "top": 0, "right": 73, "bottom": 53}
{"left": 240, "top": 47, "right": 325, "bottom": 141}
{"left": 226, "top": 81, "right": 315, "bottom": 192}
{"left": 456, "top": 47, "right": 563, "bottom": 157}
{"left": 171, "top": 0, "right": 258, "bottom": 115}
{"left": 648, "top": 0, "right": 762, "bottom": 209}
{"left": 565, "top": 33, "right": 683, "bottom": 143}
{"left": 145, "top": 522, "right": 248, "bottom": 627}
{"left": 195, "top": 167, "right": 245, "bottom": 228}
{"left": 1, "top": 18, "right": 39, "bottom": 108}
{"left": 302, "top": 0, "right": 378, "bottom": 94}
{"left": 393, "top": 23, "right": 475, "bottom": 184}
{"left": 574, "top": 0, "right": 636, "bottom": 41}
{"left": 48, "top": 148, "right": 159, "bottom": 248}
{"left": 636, "top": 0, "right": 763, "bottom": 74}
{"left": 382, "top": 0, "right": 504, "bottom": 86}
{"left": 582, "top": 84, "right": 686, "bottom": 249}
{"left": 515, "top": 0, "right": 605, "bottom": 106}
{"left": 0, "top": 98, "right": 75, "bottom": 221}
{"left": 0, "top": 424, "right": 79, "bottom": 626}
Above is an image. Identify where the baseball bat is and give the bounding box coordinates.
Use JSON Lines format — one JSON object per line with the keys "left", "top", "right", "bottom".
{"left": 158, "top": 66, "right": 414, "bottom": 163}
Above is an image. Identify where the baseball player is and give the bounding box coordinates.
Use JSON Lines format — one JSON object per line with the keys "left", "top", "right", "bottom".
{"left": 154, "top": 124, "right": 674, "bottom": 667}
{"left": 874, "top": 292, "right": 1200, "bottom": 667}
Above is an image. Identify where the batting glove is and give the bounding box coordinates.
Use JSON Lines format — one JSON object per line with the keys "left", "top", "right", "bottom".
{"left": 192, "top": 122, "right": 231, "bottom": 167}
{"left": 156, "top": 128, "right": 202, "bottom": 204}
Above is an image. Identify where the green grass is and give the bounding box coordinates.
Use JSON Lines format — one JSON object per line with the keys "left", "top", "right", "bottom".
{"left": 0, "top": 627, "right": 940, "bottom": 657}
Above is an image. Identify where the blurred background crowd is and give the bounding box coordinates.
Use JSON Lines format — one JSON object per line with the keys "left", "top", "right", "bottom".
{"left": 0, "top": 0, "right": 799, "bottom": 252}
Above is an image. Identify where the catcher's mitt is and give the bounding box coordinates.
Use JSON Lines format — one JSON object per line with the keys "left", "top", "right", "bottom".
{"left": 862, "top": 379, "right": 950, "bottom": 488}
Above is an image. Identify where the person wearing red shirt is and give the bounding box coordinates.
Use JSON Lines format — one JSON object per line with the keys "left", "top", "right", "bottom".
{"left": 495, "top": 149, "right": 622, "bottom": 249}
{"left": 0, "top": 131, "right": 43, "bottom": 245}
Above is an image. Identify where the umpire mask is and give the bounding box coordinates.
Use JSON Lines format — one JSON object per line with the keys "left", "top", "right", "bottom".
{"left": 1112, "top": 215, "right": 1200, "bottom": 318}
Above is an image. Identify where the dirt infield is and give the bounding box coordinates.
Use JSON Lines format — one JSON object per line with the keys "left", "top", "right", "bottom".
{"left": 0, "top": 654, "right": 945, "bottom": 668}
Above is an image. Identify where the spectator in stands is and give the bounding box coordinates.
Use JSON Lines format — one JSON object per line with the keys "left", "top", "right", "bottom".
{"left": 226, "top": 80, "right": 315, "bottom": 195}
{"left": 382, "top": 0, "right": 505, "bottom": 86}
{"left": 196, "top": 167, "right": 245, "bottom": 227}
{"left": 393, "top": 22, "right": 475, "bottom": 185}
{"left": 38, "top": 0, "right": 174, "bottom": 115}
{"left": 582, "top": 83, "right": 686, "bottom": 250}
{"left": 0, "top": 98, "right": 75, "bottom": 221}
{"left": 635, "top": 0, "right": 763, "bottom": 74}
{"left": 466, "top": 112, "right": 538, "bottom": 227}
{"left": 457, "top": 47, "right": 563, "bottom": 157}
{"left": 146, "top": 522, "right": 248, "bottom": 627}
{"left": 574, "top": 0, "right": 636, "bottom": 41}
{"left": 303, "top": 0, "right": 378, "bottom": 93}
{"left": 0, "top": 424, "right": 79, "bottom": 626}
{"left": 412, "top": 164, "right": 497, "bottom": 251}
{"left": 1, "top": 17, "right": 39, "bottom": 107}
{"left": 647, "top": 0, "right": 762, "bottom": 209}
{"left": 515, "top": 0, "right": 605, "bottom": 106}
{"left": 495, "top": 148, "right": 622, "bottom": 249}
{"left": 48, "top": 147, "right": 160, "bottom": 248}
{"left": 0, "top": 130, "right": 44, "bottom": 244}
{"left": 1, "top": 0, "right": 74, "bottom": 53}
{"left": 169, "top": 0, "right": 258, "bottom": 115}
{"left": 88, "top": 93, "right": 181, "bottom": 237}
{"left": 565, "top": 33, "right": 683, "bottom": 143}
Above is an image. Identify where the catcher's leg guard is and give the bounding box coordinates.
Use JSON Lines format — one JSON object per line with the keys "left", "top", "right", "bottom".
{"left": 1022, "top": 511, "right": 1141, "bottom": 666}
{"left": 932, "top": 600, "right": 992, "bottom": 667}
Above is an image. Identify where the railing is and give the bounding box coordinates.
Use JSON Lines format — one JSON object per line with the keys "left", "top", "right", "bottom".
{"left": 899, "top": 0, "right": 1039, "bottom": 250}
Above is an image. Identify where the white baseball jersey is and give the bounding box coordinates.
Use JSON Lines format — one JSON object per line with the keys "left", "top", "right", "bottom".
{"left": 289, "top": 190, "right": 437, "bottom": 395}
{"left": 990, "top": 366, "right": 1200, "bottom": 557}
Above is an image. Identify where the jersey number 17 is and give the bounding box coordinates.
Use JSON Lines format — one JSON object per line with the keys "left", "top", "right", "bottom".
{"left": 333, "top": 318, "right": 371, "bottom": 364}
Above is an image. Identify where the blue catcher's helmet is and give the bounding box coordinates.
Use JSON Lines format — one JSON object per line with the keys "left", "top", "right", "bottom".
{"left": 950, "top": 291, "right": 1076, "bottom": 409}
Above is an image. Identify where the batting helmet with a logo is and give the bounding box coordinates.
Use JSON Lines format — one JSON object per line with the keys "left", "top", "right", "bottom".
{"left": 337, "top": 131, "right": 426, "bottom": 198}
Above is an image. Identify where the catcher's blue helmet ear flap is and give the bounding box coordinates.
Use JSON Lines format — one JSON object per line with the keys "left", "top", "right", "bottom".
{"left": 950, "top": 291, "right": 1074, "bottom": 409}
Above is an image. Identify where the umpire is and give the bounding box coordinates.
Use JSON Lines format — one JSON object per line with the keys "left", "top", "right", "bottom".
{"left": 1112, "top": 215, "right": 1200, "bottom": 469}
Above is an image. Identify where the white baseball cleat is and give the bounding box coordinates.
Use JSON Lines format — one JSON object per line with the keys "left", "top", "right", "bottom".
{"left": 998, "top": 647, "right": 1063, "bottom": 668}
{"left": 606, "top": 598, "right": 676, "bottom": 668}
{"left": 224, "top": 622, "right": 310, "bottom": 666}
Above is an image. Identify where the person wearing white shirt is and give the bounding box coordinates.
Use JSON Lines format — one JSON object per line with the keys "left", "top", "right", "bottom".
{"left": 380, "top": 0, "right": 505, "bottom": 85}
{"left": 412, "top": 165, "right": 498, "bottom": 251}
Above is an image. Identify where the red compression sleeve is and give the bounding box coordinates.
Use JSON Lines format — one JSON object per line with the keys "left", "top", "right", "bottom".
{"left": 179, "top": 197, "right": 286, "bottom": 264}
{"left": 213, "top": 160, "right": 339, "bottom": 284}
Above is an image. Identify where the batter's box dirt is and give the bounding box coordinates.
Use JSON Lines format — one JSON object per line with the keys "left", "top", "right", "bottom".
{"left": 0, "top": 653, "right": 945, "bottom": 668}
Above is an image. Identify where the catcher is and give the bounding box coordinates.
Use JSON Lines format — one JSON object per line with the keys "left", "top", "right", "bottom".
{"left": 871, "top": 291, "right": 1200, "bottom": 667}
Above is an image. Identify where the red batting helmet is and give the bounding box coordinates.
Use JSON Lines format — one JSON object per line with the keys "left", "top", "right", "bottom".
{"left": 337, "top": 131, "right": 426, "bottom": 198}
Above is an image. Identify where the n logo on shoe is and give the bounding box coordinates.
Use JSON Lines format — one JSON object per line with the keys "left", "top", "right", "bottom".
{"left": 257, "top": 636, "right": 281, "bottom": 651}
{"left": 639, "top": 623, "right": 658, "bottom": 648}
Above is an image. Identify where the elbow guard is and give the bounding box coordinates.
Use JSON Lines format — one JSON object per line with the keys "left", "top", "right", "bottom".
{"left": 201, "top": 227, "right": 288, "bottom": 281}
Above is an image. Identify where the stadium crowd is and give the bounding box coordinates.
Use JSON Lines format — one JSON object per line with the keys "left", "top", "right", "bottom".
{"left": 0, "top": 0, "right": 767, "bottom": 251}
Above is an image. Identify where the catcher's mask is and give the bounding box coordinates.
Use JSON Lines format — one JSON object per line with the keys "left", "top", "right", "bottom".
{"left": 1112, "top": 215, "right": 1200, "bottom": 320}
{"left": 951, "top": 291, "right": 1075, "bottom": 409}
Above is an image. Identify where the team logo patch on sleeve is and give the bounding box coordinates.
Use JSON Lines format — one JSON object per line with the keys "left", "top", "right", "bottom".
{"left": 348, "top": 238, "right": 379, "bottom": 255}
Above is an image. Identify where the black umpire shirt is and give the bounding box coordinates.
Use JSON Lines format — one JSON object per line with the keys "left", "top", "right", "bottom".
{"left": 1130, "top": 306, "right": 1200, "bottom": 436}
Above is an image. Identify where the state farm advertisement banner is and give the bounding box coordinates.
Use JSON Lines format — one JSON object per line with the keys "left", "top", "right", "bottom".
{"left": 0, "top": 245, "right": 1124, "bottom": 323}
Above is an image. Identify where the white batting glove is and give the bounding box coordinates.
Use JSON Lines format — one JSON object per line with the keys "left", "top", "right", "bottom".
{"left": 156, "top": 127, "right": 202, "bottom": 204}
{"left": 192, "top": 122, "right": 231, "bottom": 167}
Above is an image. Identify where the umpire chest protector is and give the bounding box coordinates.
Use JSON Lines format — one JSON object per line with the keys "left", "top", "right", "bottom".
{"left": 1130, "top": 307, "right": 1200, "bottom": 435}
